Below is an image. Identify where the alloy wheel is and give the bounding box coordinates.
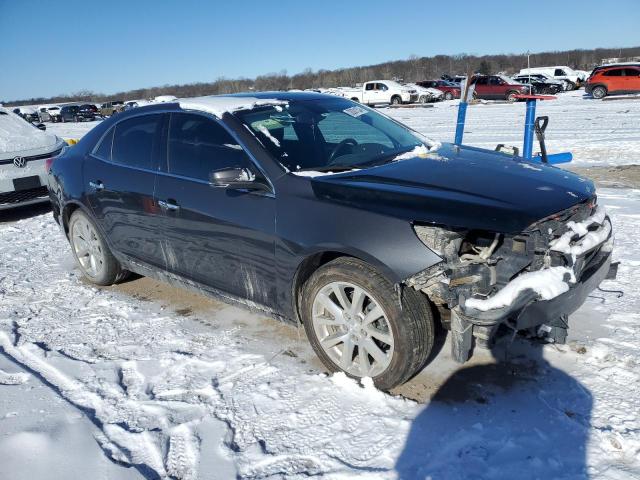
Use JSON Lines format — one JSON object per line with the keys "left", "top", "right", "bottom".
{"left": 311, "top": 281, "right": 394, "bottom": 377}
{"left": 71, "top": 217, "right": 105, "bottom": 278}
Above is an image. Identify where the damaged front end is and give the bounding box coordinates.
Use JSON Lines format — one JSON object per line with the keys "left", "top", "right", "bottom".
{"left": 406, "top": 198, "right": 616, "bottom": 362}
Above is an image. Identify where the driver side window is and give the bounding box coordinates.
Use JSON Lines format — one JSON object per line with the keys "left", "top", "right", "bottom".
{"left": 168, "top": 113, "right": 250, "bottom": 182}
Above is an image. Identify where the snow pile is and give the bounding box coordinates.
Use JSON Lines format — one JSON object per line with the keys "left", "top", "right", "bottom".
{"left": 464, "top": 266, "right": 575, "bottom": 312}
{"left": 178, "top": 96, "right": 288, "bottom": 118}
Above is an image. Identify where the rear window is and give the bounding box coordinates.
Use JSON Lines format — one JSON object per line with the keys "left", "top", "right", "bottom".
{"left": 94, "top": 127, "right": 114, "bottom": 160}
{"left": 111, "top": 114, "right": 163, "bottom": 170}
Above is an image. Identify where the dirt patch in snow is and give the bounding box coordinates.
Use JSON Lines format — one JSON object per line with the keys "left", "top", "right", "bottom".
{"left": 567, "top": 164, "right": 640, "bottom": 189}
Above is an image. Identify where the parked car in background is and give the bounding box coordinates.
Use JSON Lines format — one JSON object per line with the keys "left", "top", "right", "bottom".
{"left": 12, "top": 107, "right": 40, "bottom": 123}
{"left": 0, "top": 107, "right": 65, "bottom": 210}
{"left": 518, "top": 66, "right": 585, "bottom": 90}
{"left": 80, "top": 103, "right": 99, "bottom": 116}
{"left": 38, "top": 106, "right": 52, "bottom": 122}
{"left": 349, "top": 80, "right": 418, "bottom": 105}
{"left": 100, "top": 100, "right": 124, "bottom": 117}
{"left": 585, "top": 65, "right": 640, "bottom": 99}
{"left": 471, "top": 75, "right": 529, "bottom": 101}
{"left": 47, "top": 106, "right": 62, "bottom": 122}
{"left": 512, "top": 75, "right": 563, "bottom": 95}
{"left": 405, "top": 83, "right": 443, "bottom": 103}
{"left": 60, "top": 105, "right": 96, "bottom": 122}
{"left": 48, "top": 92, "right": 614, "bottom": 389}
{"left": 416, "top": 80, "right": 461, "bottom": 100}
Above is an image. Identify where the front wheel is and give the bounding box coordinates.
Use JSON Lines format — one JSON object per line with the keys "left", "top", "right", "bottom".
{"left": 68, "top": 210, "right": 127, "bottom": 285}
{"left": 301, "top": 257, "right": 434, "bottom": 390}
{"left": 444, "top": 91, "right": 453, "bottom": 100}
{"left": 591, "top": 86, "right": 607, "bottom": 99}
{"left": 506, "top": 90, "right": 519, "bottom": 102}
{"left": 390, "top": 96, "right": 402, "bottom": 105}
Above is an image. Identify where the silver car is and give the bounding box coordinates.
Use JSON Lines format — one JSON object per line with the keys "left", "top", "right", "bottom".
{"left": 0, "top": 107, "right": 66, "bottom": 210}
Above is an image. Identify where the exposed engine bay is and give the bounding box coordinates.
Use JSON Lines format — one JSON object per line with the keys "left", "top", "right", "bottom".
{"left": 406, "top": 197, "right": 615, "bottom": 362}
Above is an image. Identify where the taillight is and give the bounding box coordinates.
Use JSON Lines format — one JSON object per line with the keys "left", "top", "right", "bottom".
{"left": 45, "top": 157, "right": 55, "bottom": 172}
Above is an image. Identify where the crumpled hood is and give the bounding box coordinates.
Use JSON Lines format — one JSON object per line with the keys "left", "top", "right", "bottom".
{"left": 0, "top": 108, "right": 59, "bottom": 157}
{"left": 310, "top": 143, "right": 596, "bottom": 233}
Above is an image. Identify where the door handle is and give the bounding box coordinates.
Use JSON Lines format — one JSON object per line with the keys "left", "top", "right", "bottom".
{"left": 158, "top": 199, "right": 180, "bottom": 211}
{"left": 89, "top": 180, "right": 104, "bottom": 191}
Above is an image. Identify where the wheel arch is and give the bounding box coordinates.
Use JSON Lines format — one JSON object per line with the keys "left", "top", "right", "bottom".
{"left": 290, "top": 249, "right": 399, "bottom": 324}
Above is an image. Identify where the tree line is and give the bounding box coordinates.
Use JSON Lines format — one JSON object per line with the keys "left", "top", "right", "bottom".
{"left": 4, "top": 46, "right": 639, "bottom": 106}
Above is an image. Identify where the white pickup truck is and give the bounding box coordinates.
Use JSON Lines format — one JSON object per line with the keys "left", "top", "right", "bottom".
{"left": 344, "top": 80, "right": 418, "bottom": 105}
{"left": 518, "top": 66, "right": 587, "bottom": 90}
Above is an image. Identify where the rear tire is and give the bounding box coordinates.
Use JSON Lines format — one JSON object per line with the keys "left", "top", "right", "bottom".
{"left": 68, "top": 210, "right": 127, "bottom": 286}
{"left": 506, "top": 90, "right": 519, "bottom": 102}
{"left": 301, "top": 257, "right": 434, "bottom": 390}
{"left": 591, "top": 86, "right": 607, "bottom": 99}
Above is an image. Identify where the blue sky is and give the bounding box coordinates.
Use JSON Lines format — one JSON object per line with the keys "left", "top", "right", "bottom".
{"left": 1, "top": 0, "right": 638, "bottom": 100}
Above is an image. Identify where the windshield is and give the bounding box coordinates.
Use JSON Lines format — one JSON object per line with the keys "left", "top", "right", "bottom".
{"left": 235, "top": 97, "right": 431, "bottom": 172}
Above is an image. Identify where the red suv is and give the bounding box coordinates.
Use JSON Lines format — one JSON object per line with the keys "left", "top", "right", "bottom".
{"left": 471, "top": 75, "right": 529, "bottom": 101}
{"left": 585, "top": 65, "right": 640, "bottom": 99}
{"left": 416, "top": 80, "right": 461, "bottom": 100}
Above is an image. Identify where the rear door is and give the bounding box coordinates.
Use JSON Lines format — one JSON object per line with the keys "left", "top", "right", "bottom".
{"left": 603, "top": 68, "right": 624, "bottom": 93}
{"left": 473, "top": 77, "right": 489, "bottom": 98}
{"left": 84, "top": 113, "right": 166, "bottom": 267}
{"left": 622, "top": 67, "right": 640, "bottom": 93}
{"left": 154, "top": 112, "right": 277, "bottom": 306}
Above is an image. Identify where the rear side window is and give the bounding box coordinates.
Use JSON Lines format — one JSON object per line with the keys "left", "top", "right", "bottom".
{"left": 168, "top": 113, "right": 248, "bottom": 182}
{"left": 623, "top": 68, "right": 640, "bottom": 76}
{"left": 554, "top": 69, "right": 566, "bottom": 76}
{"left": 94, "top": 127, "right": 114, "bottom": 160}
{"left": 112, "top": 114, "right": 163, "bottom": 170}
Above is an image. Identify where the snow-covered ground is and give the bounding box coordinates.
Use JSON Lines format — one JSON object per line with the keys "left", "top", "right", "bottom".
{"left": 1, "top": 92, "right": 639, "bottom": 479}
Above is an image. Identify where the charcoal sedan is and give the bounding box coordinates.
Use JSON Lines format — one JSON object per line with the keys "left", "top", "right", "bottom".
{"left": 47, "top": 92, "right": 614, "bottom": 389}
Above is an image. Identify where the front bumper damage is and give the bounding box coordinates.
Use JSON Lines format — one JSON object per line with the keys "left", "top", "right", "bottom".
{"left": 406, "top": 199, "right": 617, "bottom": 362}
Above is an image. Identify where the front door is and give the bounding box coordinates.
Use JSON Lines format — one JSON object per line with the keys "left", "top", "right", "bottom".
{"left": 155, "top": 112, "right": 277, "bottom": 307}
{"left": 84, "top": 113, "right": 166, "bottom": 268}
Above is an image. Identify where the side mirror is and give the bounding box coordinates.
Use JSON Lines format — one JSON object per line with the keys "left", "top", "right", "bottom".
{"left": 210, "top": 167, "right": 269, "bottom": 192}
{"left": 35, "top": 123, "right": 47, "bottom": 131}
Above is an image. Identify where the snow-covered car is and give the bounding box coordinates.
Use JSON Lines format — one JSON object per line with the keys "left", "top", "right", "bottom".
{"left": 12, "top": 106, "right": 39, "bottom": 123}
{"left": 349, "top": 80, "right": 418, "bottom": 105}
{"left": 0, "top": 107, "right": 66, "bottom": 210}
{"left": 47, "top": 92, "right": 614, "bottom": 389}
{"left": 405, "top": 83, "right": 444, "bottom": 103}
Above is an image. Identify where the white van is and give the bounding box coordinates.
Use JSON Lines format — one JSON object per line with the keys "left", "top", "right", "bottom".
{"left": 518, "top": 66, "right": 586, "bottom": 90}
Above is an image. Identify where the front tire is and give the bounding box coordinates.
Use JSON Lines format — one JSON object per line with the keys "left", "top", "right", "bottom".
{"left": 591, "top": 86, "right": 607, "bottom": 99}
{"left": 444, "top": 91, "right": 453, "bottom": 100}
{"left": 68, "top": 210, "right": 127, "bottom": 286}
{"left": 301, "top": 257, "right": 434, "bottom": 390}
{"left": 390, "top": 96, "right": 402, "bottom": 105}
{"left": 506, "top": 90, "right": 519, "bottom": 102}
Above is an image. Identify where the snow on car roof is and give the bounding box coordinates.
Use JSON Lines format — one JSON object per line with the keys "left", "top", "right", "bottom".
{"left": 178, "top": 96, "right": 288, "bottom": 118}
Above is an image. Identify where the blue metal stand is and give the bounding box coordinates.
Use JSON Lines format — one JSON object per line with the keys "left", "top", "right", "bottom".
{"left": 523, "top": 99, "right": 537, "bottom": 159}
{"left": 454, "top": 101, "right": 468, "bottom": 145}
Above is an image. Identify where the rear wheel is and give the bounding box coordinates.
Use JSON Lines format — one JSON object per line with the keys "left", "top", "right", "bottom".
{"left": 506, "top": 90, "right": 519, "bottom": 102}
{"left": 591, "top": 86, "right": 607, "bottom": 99}
{"left": 301, "top": 257, "right": 434, "bottom": 390}
{"left": 68, "top": 210, "right": 127, "bottom": 286}
{"left": 564, "top": 80, "right": 576, "bottom": 91}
